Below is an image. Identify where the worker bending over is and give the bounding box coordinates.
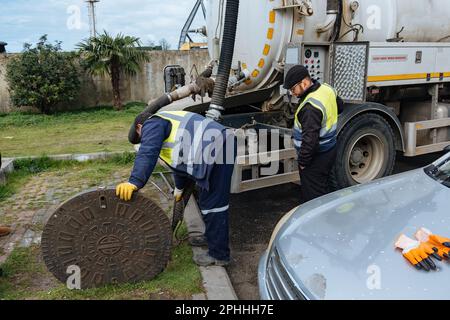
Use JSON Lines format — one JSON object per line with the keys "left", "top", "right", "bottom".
{"left": 116, "top": 110, "right": 236, "bottom": 267}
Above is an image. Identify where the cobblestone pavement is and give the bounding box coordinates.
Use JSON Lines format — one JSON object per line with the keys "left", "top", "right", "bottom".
{"left": 0, "top": 165, "right": 173, "bottom": 266}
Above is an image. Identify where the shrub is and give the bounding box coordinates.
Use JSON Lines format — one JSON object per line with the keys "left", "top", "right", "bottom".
{"left": 6, "top": 35, "right": 81, "bottom": 114}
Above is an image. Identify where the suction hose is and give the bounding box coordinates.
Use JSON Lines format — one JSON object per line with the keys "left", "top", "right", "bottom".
{"left": 128, "top": 81, "right": 212, "bottom": 144}
{"left": 206, "top": 0, "right": 240, "bottom": 121}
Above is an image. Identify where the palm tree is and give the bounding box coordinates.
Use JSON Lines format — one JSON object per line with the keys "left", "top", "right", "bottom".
{"left": 77, "top": 31, "right": 150, "bottom": 110}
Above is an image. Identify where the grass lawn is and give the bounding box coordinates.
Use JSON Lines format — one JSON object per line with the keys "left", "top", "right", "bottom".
{"left": 0, "top": 236, "right": 202, "bottom": 300}
{"left": 0, "top": 156, "right": 203, "bottom": 300}
{"left": 0, "top": 103, "right": 147, "bottom": 158}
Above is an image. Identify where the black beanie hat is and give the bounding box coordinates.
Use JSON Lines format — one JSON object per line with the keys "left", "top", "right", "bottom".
{"left": 128, "top": 111, "right": 153, "bottom": 144}
{"left": 283, "top": 65, "right": 310, "bottom": 90}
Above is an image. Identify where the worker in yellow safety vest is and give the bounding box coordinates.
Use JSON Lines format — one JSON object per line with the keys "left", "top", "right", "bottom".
{"left": 116, "top": 110, "right": 236, "bottom": 267}
{"left": 284, "top": 65, "right": 344, "bottom": 203}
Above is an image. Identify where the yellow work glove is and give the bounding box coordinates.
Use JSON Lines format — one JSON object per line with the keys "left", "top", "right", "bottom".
{"left": 395, "top": 234, "right": 438, "bottom": 271}
{"left": 116, "top": 182, "right": 138, "bottom": 201}
{"left": 174, "top": 188, "right": 184, "bottom": 202}
{"left": 415, "top": 228, "right": 450, "bottom": 259}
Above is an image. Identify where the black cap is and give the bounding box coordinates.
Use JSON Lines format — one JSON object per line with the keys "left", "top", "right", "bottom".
{"left": 128, "top": 111, "right": 153, "bottom": 144}
{"left": 283, "top": 65, "right": 310, "bottom": 90}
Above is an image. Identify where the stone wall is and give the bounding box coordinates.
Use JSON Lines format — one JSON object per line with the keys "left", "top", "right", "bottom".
{"left": 0, "top": 54, "right": 15, "bottom": 113}
{"left": 0, "top": 50, "right": 210, "bottom": 113}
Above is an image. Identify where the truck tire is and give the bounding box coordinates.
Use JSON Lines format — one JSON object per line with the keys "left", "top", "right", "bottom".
{"left": 331, "top": 113, "right": 396, "bottom": 190}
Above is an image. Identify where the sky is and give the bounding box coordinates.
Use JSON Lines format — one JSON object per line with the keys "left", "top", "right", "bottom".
{"left": 1, "top": 0, "right": 207, "bottom": 52}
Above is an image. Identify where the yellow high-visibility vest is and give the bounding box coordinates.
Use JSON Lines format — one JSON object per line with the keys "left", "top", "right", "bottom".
{"left": 293, "top": 83, "right": 338, "bottom": 152}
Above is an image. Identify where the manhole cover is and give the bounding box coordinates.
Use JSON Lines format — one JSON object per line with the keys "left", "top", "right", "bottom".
{"left": 41, "top": 189, "right": 172, "bottom": 289}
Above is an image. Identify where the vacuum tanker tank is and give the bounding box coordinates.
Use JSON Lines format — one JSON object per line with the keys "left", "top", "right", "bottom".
{"left": 198, "top": 0, "right": 450, "bottom": 191}
{"left": 206, "top": 0, "right": 450, "bottom": 91}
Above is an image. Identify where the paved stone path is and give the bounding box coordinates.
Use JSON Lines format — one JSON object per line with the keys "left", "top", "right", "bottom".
{"left": 0, "top": 165, "right": 172, "bottom": 266}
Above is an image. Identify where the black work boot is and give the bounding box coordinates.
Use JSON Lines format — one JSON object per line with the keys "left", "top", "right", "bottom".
{"left": 189, "top": 235, "right": 208, "bottom": 247}
{"left": 193, "top": 252, "right": 230, "bottom": 267}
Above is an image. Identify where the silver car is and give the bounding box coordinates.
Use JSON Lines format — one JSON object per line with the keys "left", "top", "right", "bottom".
{"left": 258, "top": 151, "right": 450, "bottom": 300}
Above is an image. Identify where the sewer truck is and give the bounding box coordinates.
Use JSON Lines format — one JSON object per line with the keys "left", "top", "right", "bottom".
{"left": 39, "top": 0, "right": 450, "bottom": 289}
{"left": 160, "top": 0, "right": 450, "bottom": 193}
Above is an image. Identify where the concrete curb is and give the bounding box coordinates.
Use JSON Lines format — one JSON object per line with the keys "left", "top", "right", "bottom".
{"left": 3, "top": 150, "right": 135, "bottom": 163}
{"left": 0, "top": 158, "right": 14, "bottom": 186}
{"left": 0, "top": 151, "right": 134, "bottom": 186}
{"left": 184, "top": 197, "right": 238, "bottom": 300}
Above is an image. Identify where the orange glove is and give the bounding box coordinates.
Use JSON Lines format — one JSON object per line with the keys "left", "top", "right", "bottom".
{"left": 395, "top": 234, "right": 438, "bottom": 271}
{"left": 415, "top": 228, "right": 450, "bottom": 259}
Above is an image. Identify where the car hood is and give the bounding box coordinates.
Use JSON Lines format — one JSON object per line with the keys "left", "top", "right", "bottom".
{"left": 275, "top": 169, "right": 450, "bottom": 300}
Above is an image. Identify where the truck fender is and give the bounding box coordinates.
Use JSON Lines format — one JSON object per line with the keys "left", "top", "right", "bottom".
{"left": 337, "top": 102, "right": 405, "bottom": 152}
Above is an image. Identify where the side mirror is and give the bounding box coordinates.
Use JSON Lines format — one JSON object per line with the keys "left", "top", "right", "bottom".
{"left": 445, "top": 145, "right": 450, "bottom": 153}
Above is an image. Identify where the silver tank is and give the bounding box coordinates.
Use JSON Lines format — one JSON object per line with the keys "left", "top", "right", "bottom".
{"left": 206, "top": 0, "right": 450, "bottom": 90}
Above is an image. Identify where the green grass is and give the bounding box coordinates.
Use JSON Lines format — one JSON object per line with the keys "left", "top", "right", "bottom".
{"left": 0, "top": 154, "right": 137, "bottom": 204}
{"left": 0, "top": 246, "right": 46, "bottom": 299}
{"left": 0, "top": 155, "right": 203, "bottom": 300}
{"left": 0, "top": 102, "right": 147, "bottom": 157}
{"left": 0, "top": 240, "right": 203, "bottom": 300}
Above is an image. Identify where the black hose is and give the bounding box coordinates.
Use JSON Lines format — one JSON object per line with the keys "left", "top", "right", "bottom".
{"left": 171, "top": 180, "right": 196, "bottom": 232}
{"left": 207, "top": 0, "right": 240, "bottom": 120}
{"left": 128, "top": 94, "right": 171, "bottom": 144}
{"left": 145, "top": 94, "right": 172, "bottom": 114}
{"left": 330, "top": 0, "right": 343, "bottom": 42}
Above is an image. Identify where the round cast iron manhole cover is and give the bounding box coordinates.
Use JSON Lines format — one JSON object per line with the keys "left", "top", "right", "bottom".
{"left": 41, "top": 189, "right": 172, "bottom": 289}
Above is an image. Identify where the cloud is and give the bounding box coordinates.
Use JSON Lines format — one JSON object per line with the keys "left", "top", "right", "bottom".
{"left": 2, "top": 0, "right": 207, "bottom": 52}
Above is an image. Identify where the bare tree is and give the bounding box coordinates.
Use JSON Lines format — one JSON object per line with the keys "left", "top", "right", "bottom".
{"left": 159, "top": 38, "right": 171, "bottom": 51}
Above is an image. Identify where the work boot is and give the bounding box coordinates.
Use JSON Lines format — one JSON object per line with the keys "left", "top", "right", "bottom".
{"left": 189, "top": 235, "right": 208, "bottom": 247}
{"left": 0, "top": 226, "right": 11, "bottom": 238}
{"left": 194, "top": 252, "right": 230, "bottom": 267}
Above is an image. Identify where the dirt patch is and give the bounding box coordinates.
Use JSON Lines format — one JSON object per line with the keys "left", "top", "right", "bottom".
{"left": 226, "top": 154, "right": 445, "bottom": 300}
{"left": 227, "top": 184, "right": 301, "bottom": 300}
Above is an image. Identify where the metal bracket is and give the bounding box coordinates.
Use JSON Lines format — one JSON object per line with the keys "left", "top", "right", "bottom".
{"left": 430, "top": 84, "right": 441, "bottom": 143}
{"left": 150, "top": 171, "right": 175, "bottom": 199}
{"left": 405, "top": 117, "right": 450, "bottom": 157}
{"left": 273, "top": 0, "right": 313, "bottom": 16}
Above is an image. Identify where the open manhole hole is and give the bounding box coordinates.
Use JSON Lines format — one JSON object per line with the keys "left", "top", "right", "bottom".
{"left": 41, "top": 188, "right": 172, "bottom": 289}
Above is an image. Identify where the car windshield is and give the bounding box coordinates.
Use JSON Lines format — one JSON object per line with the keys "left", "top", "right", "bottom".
{"left": 425, "top": 153, "right": 450, "bottom": 187}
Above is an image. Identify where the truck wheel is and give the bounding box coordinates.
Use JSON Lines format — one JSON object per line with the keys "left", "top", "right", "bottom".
{"left": 332, "top": 113, "right": 396, "bottom": 189}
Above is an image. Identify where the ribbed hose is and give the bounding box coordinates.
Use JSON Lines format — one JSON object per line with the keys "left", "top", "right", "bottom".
{"left": 207, "top": 0, "right": 240, "bottom": 121}
{"left": 128, "top": 94, "right": 171, "bottom": 144}
{"left": 146, "top": 95, "right": 172, "bottom": 114}
{"left": 171, "top": 180, "right": 196, "bottom": 232}
{"left": 128, "top": 79, "right": 208, "bottom": 144}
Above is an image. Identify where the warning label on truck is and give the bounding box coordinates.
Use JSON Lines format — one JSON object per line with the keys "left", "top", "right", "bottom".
{"left": 372, "top": 55, "right": 408, "bottom": 63}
